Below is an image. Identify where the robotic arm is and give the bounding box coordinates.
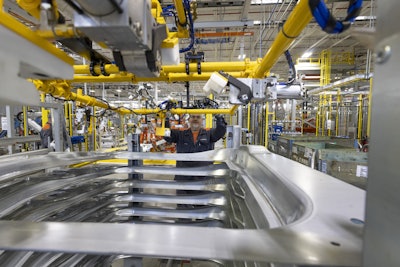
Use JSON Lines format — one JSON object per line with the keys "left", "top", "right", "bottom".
{"left": 203, "top": 71, "right": 253, "bottom": 104}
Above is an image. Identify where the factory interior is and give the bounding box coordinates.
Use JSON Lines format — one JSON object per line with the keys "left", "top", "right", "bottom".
{"left": 0, "top": 0, "right": 398, "bottom": 266}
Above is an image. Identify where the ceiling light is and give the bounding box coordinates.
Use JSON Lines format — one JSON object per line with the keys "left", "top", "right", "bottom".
{"left": 301, "top": 51, "right": 312, "bottom": 58}
{"left": 116, "top": 89, "right": 122, "bottom": 93}
{"left": 238, "top": 54, "right": 246, "bottom": 60}
{"left": 251, "top": 0, "right": 283, "bottom": 4}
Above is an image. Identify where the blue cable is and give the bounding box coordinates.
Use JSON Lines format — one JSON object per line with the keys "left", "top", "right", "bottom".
{"left": 179, "top": 0, "right": 195, "bottom": 53}
{"left": 309, "top": 0, "right": 363, "bottom": 34}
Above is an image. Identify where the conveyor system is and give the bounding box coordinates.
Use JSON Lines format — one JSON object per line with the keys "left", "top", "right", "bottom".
{"left": 0, "top": 146, "right": 364, "bottom": 266}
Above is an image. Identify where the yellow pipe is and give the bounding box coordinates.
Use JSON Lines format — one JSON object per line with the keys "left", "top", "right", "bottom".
{"left": 172, "top": 0, "right": 189, "bottom": 38}
{"left": 74, "top": 61, "right": 256, "bottom": 77}
{"left": 34, "top": 80, "right": 133, "bottom": 115}
{"left": 173, "top": 0, "right": 187, "bottom": 25}
{"left": 72, "top": 74, "right": 137, "bottom": 83}
{"left": 23, "top": 106, "right": 28, "bottom": 136}
{"left": 36, "top": 25, "right": 79, "bottom": 39}
{"left": 367, "top": 78, "right": 373, "bottom": 138}
{"left": 74, "top": 64, "right": 121, "bottom": 75}
{"left": 357, "top": 94, "right": 363, "bottom": 140}
{"left": 251, "top": 0, "right": 313, "bottom": 78}
{"left": 40, "top": 93, "right": 49, "bottom": 126}
{"left": 0, "top": 3, "right": 73, "bottom": 65}
{"left": 69, "top": 102, "right": 73, "bottom": 136}
{"left": 161, "top": 60, "right": 259, "bottom": 74}
{"left": 72, "top": 71, "right": 248, "bottom": 83}
{"left": 206, "top": 94, "right": 214, "bottom": 128}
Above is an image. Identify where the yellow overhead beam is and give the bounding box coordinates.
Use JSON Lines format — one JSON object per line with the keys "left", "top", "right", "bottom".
{"left": 73, "top": 60, "right": 257, "bottom": 83}
{"left": 72, "top": 71, "right": 249, "bottom": 83}
{"left": 251, "top": 0, "right": 313, "bottom": 78}
{"left": 74, "top": 61, "right": 259, "bottom": 76}
{"left": 72, "top": 74, "right": 137, "bottom": 83}
{"left": 74, "top": 64, "right": 122, "bottom": 75}
{"left": 161, "top": 59, "right": 260, "bottom": 73}
{"left": 33, "top": 80, "right": 133, "bottom": 115}
{"left": 32, "top": 80, "right": 240, "bottom": 115}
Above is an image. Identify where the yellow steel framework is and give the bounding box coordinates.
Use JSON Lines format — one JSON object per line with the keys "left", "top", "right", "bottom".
{"left": 1, "top": 0, "right": 317, "bottom": 116}
{"left": 320, "top": 49, "right": 331, "bottom": 86}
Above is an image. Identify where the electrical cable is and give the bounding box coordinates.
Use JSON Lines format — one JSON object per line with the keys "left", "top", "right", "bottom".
{"left": 179, "top": 0, "right": 195, "bottom": 53}
{"left": 309, "top": 0, "right": 363, "bottom": 34}
{"left": 284, "top": 50, "right": 296, "bottom": 84}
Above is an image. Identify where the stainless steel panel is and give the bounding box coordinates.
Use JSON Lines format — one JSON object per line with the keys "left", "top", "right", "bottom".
{"left": 363, "top": 0, "right": 400, "bottom": 266}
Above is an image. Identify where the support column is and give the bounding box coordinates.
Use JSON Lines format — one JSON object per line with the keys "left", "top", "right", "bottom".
{"left": 5, "top": 105, "right": 14, "bottom": 154}
{"left": 291, "top": 99, "right": 296, "bottom": 132}
{"left": 226, "top": 125, "right": 241, "bottom": 149}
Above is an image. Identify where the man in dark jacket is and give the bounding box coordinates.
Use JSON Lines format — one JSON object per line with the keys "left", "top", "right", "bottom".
{"left": 40, "top": 121, "right": 53, "bottom": 148}
{"left": 164, "top": 114, "right": 227, "bottom": 194}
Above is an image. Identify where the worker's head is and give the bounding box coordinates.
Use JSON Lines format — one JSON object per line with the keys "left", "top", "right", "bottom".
{"left": 189, "top": 114, "right": 203, "bottom": 131}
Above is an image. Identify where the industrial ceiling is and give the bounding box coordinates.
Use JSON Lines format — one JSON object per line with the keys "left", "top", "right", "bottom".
{"left": 5, "top": 0, "right": 376, "bottom": 104}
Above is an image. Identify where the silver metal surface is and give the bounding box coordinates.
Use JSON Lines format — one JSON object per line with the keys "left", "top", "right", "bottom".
{"left": 0, "top": 135, "right": 40, "bottom": 146}
{"left": 363, "top": 1, "right": 400, "bottom": 266}
{"left": 226, "top": 125, "right": 241, "bottom": 149}
{"left": 229, "top": 77, "right": 277, "bottom": 104}
{"left": 115, "top": 192, "right": 226, "bottom": 206}
{"left": 115, "top": 178, "right": 228, "bottom": 192}
{"left": 116, "top": 206, "right": 226, "bottom": 220}
{"left": 0, "top": 146, "right": 365, "bottom": 266}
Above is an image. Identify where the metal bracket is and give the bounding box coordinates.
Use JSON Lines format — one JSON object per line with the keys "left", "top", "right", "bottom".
{"left": 185, "top": 51, "right": 204, "bottom": 75}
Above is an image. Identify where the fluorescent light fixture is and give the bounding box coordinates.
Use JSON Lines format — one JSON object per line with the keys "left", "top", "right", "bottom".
{"left": 116, "top": 89, "right": 122, "bottom": 93}
{"left": 355, "top": 16, "right": 376, "bottom": 21}
{"left": 251, "top": 0, "right": 283, "bottom": 4}
{"left": 238, "top": 54, "right": 246, "bottom": 60}
{"left": 301, "top": 51, "right": 312, "bottom": 58}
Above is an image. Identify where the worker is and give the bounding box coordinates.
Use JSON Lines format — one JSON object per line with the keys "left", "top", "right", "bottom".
{"left": 40, "top": 120, "right": 53, "bottom": 149}
{"left": 164, "top": 114, "right": 227, "bottom": 196}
